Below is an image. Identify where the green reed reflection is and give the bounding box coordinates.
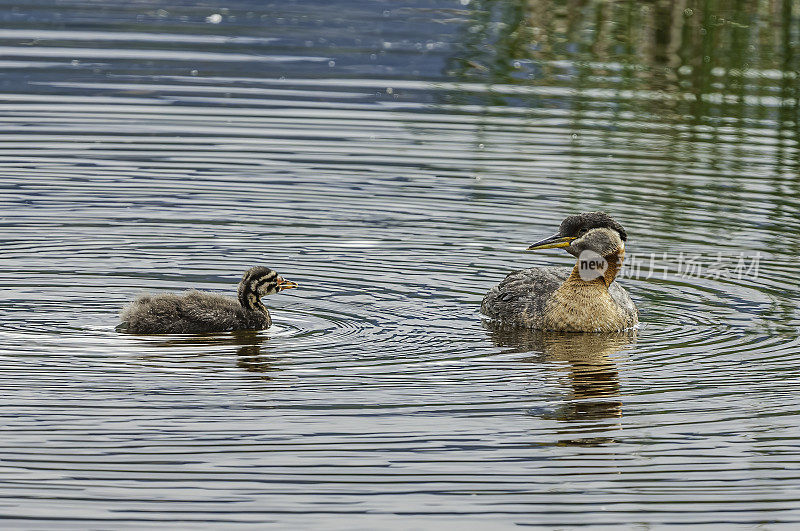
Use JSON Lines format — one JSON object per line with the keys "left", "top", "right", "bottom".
{"left": 446, "top": 0, "right": 799, "bottom": 175}
{"left": 449, "top": 1, "right": 798, "bottom": 102}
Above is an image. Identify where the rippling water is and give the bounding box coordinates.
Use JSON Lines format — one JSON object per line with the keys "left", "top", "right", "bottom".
{"left": 2, "top": 0, "right": 800, "bottom": 527}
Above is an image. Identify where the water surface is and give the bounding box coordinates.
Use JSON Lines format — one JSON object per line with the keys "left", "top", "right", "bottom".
{"left": 1, "top": 0, "right": 800, "bottom": 527}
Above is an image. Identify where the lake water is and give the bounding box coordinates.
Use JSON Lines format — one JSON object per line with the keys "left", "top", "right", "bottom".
{"left": 1, "top": 0, "right": 800, "bottom": 527}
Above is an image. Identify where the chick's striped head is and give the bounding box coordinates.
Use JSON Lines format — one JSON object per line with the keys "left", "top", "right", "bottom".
{"left": 238, "top": 266, "right": 298, "bottom": 310}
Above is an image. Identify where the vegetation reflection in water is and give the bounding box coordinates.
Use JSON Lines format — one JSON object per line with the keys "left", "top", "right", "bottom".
{"left": 444, "top": 0, "right": 799, "bottom": 202}
{"left": 448, "top": 0, "right": 799, "bottom": 119}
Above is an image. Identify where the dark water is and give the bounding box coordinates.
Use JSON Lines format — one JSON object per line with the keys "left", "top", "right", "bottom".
{"left": 1, "top": 0, "right": 800, "bottom": 527}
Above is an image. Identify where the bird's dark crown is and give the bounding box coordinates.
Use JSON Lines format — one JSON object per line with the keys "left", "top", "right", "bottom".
{"left": 559, "top": 211, "right": 627, "bottom": 241}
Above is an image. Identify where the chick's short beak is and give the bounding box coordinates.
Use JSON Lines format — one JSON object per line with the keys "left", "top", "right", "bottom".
{"left": 526, "top": 233, "right": 576, "bottom": 251}
{"left": 276, "top": 276, "right": 299, "bottom": 291}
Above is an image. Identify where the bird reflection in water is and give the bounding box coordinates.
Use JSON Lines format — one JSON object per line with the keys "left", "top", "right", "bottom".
{"left": 135, "top": 330, "right": 281, "bottom": 379}
{"left": 232, "top": 331, "right": 281, "bottom": 377}
{"left": 485, "top": 324, "right": 635, "bottom": 446}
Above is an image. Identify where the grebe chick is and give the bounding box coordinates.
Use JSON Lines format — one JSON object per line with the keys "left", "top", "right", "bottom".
{"left": 116, "top": 266, "right": 298, "bottom": 334}
{"left": 482, "top": 212, "right": 638, "bottom": 332}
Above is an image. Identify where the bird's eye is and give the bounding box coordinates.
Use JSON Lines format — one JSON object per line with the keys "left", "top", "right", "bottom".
{"left": 578, "top": 227, "right": 588, "bottom": 235}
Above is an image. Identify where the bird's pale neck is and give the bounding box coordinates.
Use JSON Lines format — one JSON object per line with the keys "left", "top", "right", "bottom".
{"left": 543, "top": 247, "right": 629, "bottom": 332}
{"left": 565, "top": 247, "right": 625, "bottom": 289}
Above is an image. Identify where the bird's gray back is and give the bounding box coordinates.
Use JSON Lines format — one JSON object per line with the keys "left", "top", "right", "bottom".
{"left": 119, "top": 290, "right": 269, "bottom": 334}
{"left": 481, "top": 267, "right": 570, "bottom": 327}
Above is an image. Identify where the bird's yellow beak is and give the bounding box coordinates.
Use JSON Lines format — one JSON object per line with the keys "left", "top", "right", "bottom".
{"left": 526, "top": 234, "right": 576, "bottom": 251}
{"left": 276, "top": 277, "right": 299, "bottom": 291}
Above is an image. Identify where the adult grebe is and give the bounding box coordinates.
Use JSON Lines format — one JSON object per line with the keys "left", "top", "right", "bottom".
{"left": 116, "top": 266, "right": 298, "bottom": 334}
{"left": 481, "top": 212, "right": 637, "bottom": 332}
